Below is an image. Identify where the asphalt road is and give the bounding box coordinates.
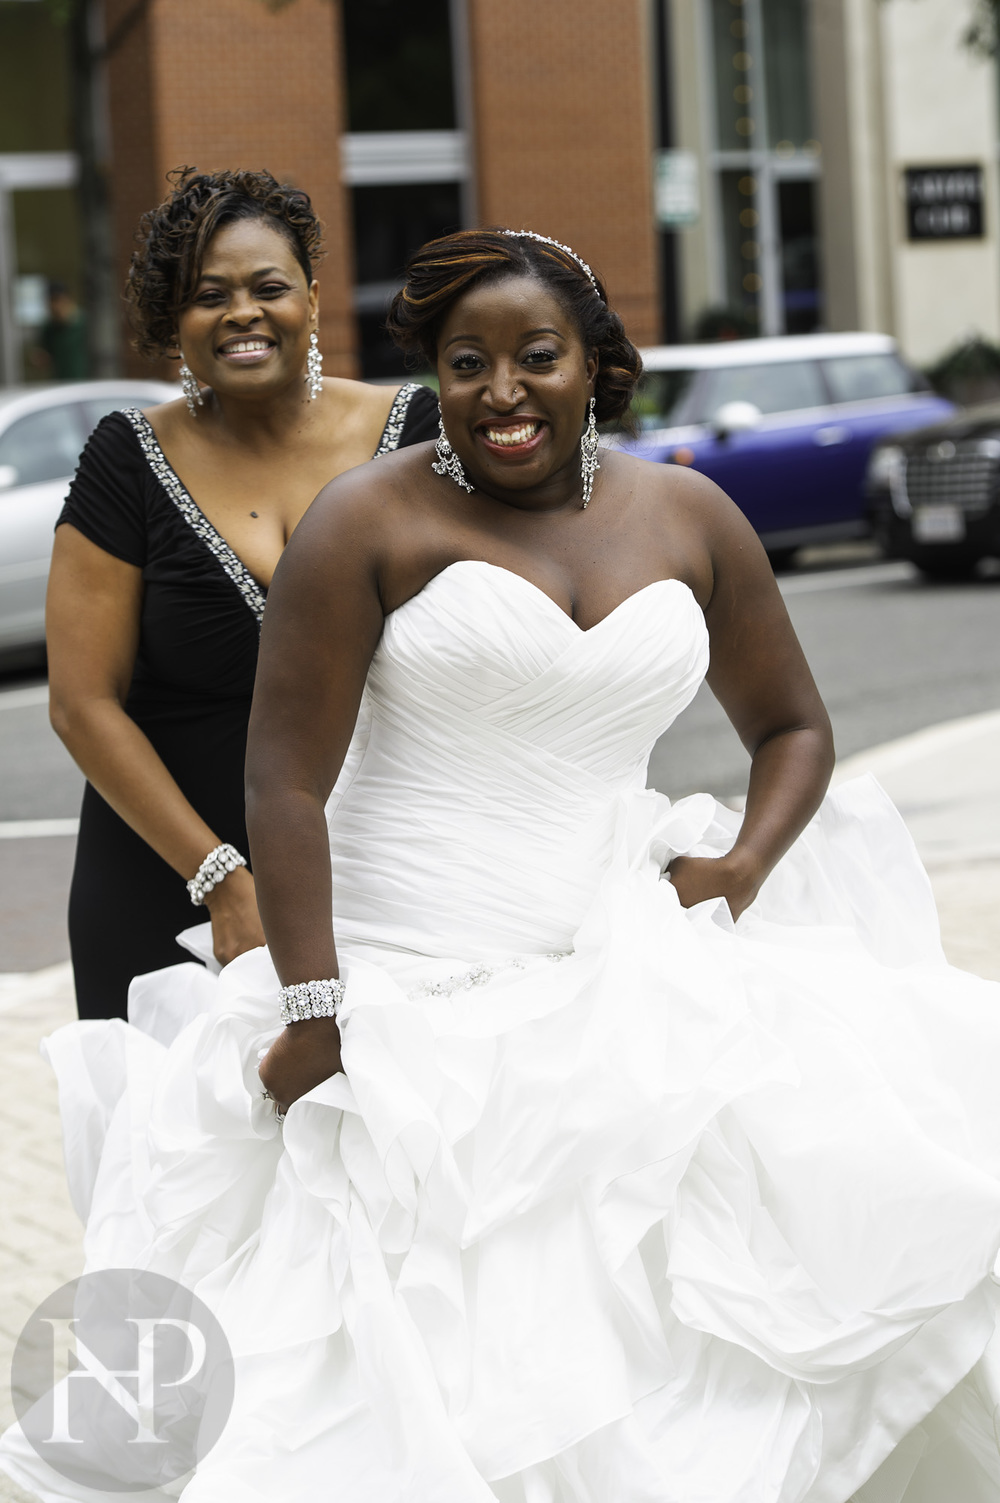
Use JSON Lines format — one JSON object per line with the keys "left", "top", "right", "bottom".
{"left": 1, "top": 557, "right": 999, "bottom": 972}
{"left": 649, "top": 559, "right": 1000, "bottom": 797}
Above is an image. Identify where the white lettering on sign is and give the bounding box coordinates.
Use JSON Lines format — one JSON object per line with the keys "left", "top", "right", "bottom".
{"left": 904, "top": 165, "right": 984, "bottom": 241}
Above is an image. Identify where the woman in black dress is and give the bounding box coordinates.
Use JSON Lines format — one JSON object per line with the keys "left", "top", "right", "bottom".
{"left": 47, "top": 168, "right": 439, "bottom": 1020}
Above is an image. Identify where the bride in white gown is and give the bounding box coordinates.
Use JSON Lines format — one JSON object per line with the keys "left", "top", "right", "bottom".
{"left": 5, "top": 228, "right": 1000, "bottom": 1503}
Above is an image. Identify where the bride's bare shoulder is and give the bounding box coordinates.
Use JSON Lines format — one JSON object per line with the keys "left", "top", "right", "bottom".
{"left": 616, "top": 448, "right": 763, "bottom": 546}
{"left": 287, "top": 441, "right": 438, "bottom": 562}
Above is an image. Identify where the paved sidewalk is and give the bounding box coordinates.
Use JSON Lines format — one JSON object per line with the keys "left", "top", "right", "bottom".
{"left": 1, "top": 713, "right": 999, "bottom": 1502}
{"left": 834, "top": 708, "right": 1000, "bottom": 982}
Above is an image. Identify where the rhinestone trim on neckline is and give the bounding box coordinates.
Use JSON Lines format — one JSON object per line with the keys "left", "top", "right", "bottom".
{"left": 373, "top": 382, "right": 424, "bottom": 457}
{"left": 123, "top": 408, "right": 267, "bottom": 626}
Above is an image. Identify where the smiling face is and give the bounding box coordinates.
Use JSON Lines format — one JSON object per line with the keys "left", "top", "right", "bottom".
{"left": 174, "top": 217, "right": 318, "bottom": 402}
{"left": 436, "top": 274, "right": 597, "bottom": 509}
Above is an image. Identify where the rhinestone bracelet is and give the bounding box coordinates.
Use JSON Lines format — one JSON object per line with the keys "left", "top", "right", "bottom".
{"left": 186, "top": 842, "right": 247, "bottom": 906}
{"left": 279, "top": 977, "right": 346, "bottom": 1025}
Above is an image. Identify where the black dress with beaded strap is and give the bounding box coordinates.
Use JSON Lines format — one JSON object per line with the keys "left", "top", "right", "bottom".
{"left": 60, "top": 383, "right": 440, "bottom": 1019}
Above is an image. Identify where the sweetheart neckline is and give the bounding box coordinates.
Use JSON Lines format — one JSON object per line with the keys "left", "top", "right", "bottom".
{"left": 392, "top": 560, "right": 700, "bottom": 636}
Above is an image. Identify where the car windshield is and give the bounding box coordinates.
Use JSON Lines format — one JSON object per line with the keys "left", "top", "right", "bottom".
{"left": 821, "top": 354, "right": 917, "bottom": 403}
{"left": 0, "top": 403, "right": 86, "bottom": 486}
{"left": 632, "top": 370, "right": 698, "bottom": 429}
{"left": 698, "top": 360, "right": 827, "bottom": 420}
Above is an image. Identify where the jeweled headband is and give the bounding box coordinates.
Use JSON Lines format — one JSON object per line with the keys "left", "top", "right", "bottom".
{"left": 500, "top": 229, "right": 603, "bottom": 300}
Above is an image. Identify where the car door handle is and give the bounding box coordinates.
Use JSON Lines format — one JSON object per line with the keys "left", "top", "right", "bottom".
{"left": 814, "top": 426, "right": 851, "bottom": 446}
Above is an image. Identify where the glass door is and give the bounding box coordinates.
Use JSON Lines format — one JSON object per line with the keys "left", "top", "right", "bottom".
{"left": 706, "top": 0, "right": 823, "bottom": 337}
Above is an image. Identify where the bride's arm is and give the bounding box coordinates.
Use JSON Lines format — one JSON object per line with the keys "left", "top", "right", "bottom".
{"left": 247, "top": 476, "right": 388, "bottom": 1107}
{"left": 666, "top": 477, "right": 835, "bottom": 918}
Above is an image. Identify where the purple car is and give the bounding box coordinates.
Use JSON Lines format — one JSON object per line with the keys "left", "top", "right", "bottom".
{"left": 617, "top": 332, "right": 954, "bottom": 566}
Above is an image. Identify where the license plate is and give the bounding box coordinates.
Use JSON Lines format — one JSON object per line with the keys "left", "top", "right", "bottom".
{"left": 913, "top": 505, "right": 966, "bottom": 542}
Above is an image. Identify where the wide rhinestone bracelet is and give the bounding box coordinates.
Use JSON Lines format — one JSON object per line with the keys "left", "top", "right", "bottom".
{"left": 279, "top": 977, "right": 346, "bottom": 1025}
{"left": 187, "top": 843, "right": 247, "bottom": 906}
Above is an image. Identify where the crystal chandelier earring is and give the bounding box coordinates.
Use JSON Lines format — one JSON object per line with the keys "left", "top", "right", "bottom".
{"left": 431, "top": 418, "right": 474, "bottom": 493}
{"left": 179, "top": 361, "right": 203, "bottom": 418}
{"left": 580, "top": 396, "right": 600, "bottom": 508}
{"left": 305, "top": 330, "right": 323, "bottom": 400}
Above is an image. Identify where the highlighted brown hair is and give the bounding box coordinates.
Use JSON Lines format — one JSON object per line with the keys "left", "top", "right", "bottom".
{"left": 126, "top": 167, "right": 325, "bottom": 360}
{"left": 385, "top": 228, "right": 643, "bottom": 431}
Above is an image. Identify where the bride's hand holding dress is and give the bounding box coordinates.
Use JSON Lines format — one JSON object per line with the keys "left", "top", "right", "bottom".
{"left": 258, "top": 1015, "right": 343, "bottom": 1109}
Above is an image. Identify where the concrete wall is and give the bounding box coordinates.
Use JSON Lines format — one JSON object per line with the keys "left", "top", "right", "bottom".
{"left": 880, "top": 0, "right": 1000, "bottom": 363}
{"left": 811, "top": 0, "right": 895, "bottom": 336}
{"left": 669, "top": 0, "right": 722, "bottom": 334}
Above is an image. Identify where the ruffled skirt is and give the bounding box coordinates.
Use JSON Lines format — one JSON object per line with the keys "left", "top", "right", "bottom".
{"left": 4, "top": 776, "right": 1000, "bottom": 1503}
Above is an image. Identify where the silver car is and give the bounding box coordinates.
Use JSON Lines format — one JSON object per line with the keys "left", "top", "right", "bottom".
{"left": 0, "top": 379, "right": 177, "bottom": 655}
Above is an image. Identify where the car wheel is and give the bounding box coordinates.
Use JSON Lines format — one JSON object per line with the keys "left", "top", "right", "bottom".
{"left": 915, "top": 552, "right": 981, "bottom": 582}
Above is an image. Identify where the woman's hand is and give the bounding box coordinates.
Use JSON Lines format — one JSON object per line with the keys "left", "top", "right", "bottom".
{"left": 203, "top": 866, "right": 267, "bottom": 966}
{"left": 667, "top": 851, "right": 760, "bottom": 922}
{"left": 258, "top": 1016, "right": 344, "bottom": 1112}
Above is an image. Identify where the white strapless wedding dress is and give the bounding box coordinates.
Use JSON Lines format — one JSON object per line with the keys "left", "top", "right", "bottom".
{"left": 5, "top": 561, "right": 1000, "bottom": 1503}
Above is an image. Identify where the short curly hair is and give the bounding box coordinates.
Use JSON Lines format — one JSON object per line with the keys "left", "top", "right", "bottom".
{"left": 126, "top": 167, "right": 325, "bottom": 359}
{"left": 385, "top": 228, "right": 643, "bottom": 431}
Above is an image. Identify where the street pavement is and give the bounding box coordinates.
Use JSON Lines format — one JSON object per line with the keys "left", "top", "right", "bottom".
{"left": 3, "top": 553, "right": 1000, "bottom": 973}
{"left": 0, "top": 682, "right": 81, "bottom": 973}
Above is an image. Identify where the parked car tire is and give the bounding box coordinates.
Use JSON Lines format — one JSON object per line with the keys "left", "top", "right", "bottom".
{"left": 913, "top": 550, "right": 981, "bottom": 581}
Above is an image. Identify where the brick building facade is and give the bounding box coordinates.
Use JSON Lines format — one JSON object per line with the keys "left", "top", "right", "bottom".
{"left": 100, "top": 0, "right": 659, "bottom": 380}
{"left": 3, "top": 0, "right": 1000, "bottom": 383}
{"left": 104, "top": 0, "right": 358, "bottom": 378}
{"left": 467, "top": 0, "right": 659, "bottom": 347}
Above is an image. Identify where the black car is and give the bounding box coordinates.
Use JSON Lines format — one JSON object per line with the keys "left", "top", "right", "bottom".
{"left": 867, "top": 404, "right": 1000, "bottom": 578}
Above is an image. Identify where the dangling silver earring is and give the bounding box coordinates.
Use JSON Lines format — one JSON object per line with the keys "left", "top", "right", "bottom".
{"left": 580, "top": 396, "right": 600, "bottom": 508}
{"left": 179, "top": 362, "right": 203, "bottom": 418}
{"left": 306, "top": 331, "right": 323, "bottom": 400}
{"left": 431, "top": 418, "right": 474, "bottom": 493}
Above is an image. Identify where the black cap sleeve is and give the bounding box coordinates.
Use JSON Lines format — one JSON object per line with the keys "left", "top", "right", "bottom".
{"left": 57, "top": 410, "right": 151, "bottom": 567}
{"left": 397, "top": 383, "right": 441, "bottom": 447}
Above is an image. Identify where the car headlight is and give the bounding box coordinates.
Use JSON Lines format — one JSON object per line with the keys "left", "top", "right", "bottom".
{"left": 866, "top": 444, "right": 904, "bottom": 490}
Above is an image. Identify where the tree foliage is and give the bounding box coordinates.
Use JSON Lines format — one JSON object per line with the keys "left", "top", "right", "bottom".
{"left": 964, "top": 0, "right": 1000, "bottom": 55}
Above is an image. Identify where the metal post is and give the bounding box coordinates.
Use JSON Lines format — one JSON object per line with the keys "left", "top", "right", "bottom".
{"left": 448, "top": 0, "right": 477, "bottom": 227}
{"left": 0, "top": 185, "right": 19, "bottom": 386}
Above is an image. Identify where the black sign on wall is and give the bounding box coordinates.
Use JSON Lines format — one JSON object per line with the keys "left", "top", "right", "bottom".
{"left": 905, "top": 166, "right": 984, "bottom": 241}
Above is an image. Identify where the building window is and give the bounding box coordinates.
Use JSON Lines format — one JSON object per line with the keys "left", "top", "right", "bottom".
{"left": 344, "top": 0, "right": 455, "bottom": 133}
{"left": 342, "top": 0, "right": 468, "bottom": 376}
{"left": 761, "top": 0, "right": 813, "bottom": 151}
{"left": 705, "top": 0, "right": 822, "bottom": 337}
{"left": 352, "top": 181, "right": 463, "bottom": 378}
{"left": 0, "top": 2, "right": 81, "bottom": 383}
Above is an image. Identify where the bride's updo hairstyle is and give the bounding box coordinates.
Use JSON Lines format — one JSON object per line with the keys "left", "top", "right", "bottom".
{"left": 386, "top": 228, "right": 643, "bottom": 433}
{"left": 126, "top": 166, "right": 325, "bottom": 359}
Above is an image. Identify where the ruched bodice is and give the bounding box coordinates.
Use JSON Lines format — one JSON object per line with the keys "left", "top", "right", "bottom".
{"left": 327, "top": 561, "right": 710, "bottom": 956}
